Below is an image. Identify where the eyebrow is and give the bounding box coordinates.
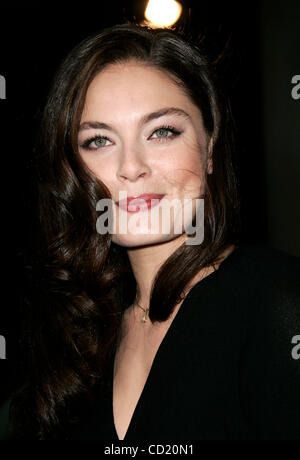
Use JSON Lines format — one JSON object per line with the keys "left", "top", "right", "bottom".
{"left": 78, "top": 107, "right": 191, "bottom": 133}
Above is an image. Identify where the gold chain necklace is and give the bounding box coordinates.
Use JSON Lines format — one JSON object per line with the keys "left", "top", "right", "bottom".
{"left": 135, "top": 301, "right": 150, "bottom": 323}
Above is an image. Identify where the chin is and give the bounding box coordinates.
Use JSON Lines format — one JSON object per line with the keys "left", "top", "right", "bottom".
{"left": 111, "top": 232, "right": 177, "bottom": 248}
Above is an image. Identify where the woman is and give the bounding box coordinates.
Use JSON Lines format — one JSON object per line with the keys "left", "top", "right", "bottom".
{"left": 2, "top": 22, "right": 300, "bottom": 440}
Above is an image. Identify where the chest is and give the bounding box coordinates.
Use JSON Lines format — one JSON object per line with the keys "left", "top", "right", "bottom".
{"left": 112, "top": 315, "right": 173, "bottom": 440}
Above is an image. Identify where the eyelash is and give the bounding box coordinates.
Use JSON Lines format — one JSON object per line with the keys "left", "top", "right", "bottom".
{"left": 79, "top": 125, "right": 182, "bottom": 151}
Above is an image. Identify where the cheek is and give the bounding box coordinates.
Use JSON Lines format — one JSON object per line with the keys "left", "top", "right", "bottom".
{"left": 79, "top": 153, "right": 107, "bottom": 176}
{"left": 163, "top": 142, "right": 204, "bottom": 190}
{"left": 79, "top": 153, "right": 114, "bottom": 188}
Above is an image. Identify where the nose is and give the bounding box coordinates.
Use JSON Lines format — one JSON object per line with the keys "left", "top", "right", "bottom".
{"left": 117, "top": 145, "right": 151, "bottom": 183}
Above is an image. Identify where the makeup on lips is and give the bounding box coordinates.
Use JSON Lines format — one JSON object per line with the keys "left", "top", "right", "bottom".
{"left": 116, "top": 194, "right": 165, "bottom": 213}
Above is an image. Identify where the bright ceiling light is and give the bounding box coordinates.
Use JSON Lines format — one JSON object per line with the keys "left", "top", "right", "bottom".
{"left": 145, "top": 0, "right": 182, "bottom": 28}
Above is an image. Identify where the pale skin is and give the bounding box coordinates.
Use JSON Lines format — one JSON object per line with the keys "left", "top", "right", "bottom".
{"left": 78, "top": 60, "right": 236, "bottom": 439}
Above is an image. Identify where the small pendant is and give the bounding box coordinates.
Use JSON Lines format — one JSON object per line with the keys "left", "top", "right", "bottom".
{"left": 141, "top": 309, "right": 149, "bottom": 323}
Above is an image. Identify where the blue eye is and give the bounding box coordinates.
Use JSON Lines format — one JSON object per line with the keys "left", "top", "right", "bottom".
{"left": 151, "top": 125, "right": 182, "bottom": 140}
{"left": 153, "top": 128, "right": 171, "bottom": 138}
{"left": 80, "top": 135, "right": 111, "bottom": 150}
{"left": 94, "top": 137, "right": 109, "bottom": 147}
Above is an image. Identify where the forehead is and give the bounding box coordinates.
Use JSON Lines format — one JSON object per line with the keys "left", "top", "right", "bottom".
{"left": 81, "top": 61, "right": 202, "bottom": 121}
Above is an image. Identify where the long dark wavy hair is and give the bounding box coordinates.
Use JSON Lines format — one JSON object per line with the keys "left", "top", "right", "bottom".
{"left": 10, "top": 22, "right": 241, "bottom": 439}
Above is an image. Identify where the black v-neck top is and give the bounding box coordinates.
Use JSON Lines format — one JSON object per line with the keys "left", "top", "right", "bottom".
{"left": 2, "top": 244, "right": 298, "bottom": 441}
{"left": 65, "top": 244, "right": 300, "bottom": 441}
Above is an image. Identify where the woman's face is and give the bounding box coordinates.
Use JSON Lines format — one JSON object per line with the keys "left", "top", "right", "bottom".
{"left": 78, "top": 61, "right": 212, "bottom": 247}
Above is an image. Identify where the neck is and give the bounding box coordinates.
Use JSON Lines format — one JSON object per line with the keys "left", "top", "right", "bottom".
{"left": 127, "top": 233, "right": 187, "bottom": 308}
{"left": 126, "top": 236, "right": 237, "bottom": 327}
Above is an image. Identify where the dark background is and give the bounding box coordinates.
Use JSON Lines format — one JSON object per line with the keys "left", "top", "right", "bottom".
{"left": 0, "top": 0, "right": 299, "bottom": 404}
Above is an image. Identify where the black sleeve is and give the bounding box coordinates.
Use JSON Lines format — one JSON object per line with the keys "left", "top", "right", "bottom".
{"left": 239, "top": 249, "right": 300, "bottom": 440}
